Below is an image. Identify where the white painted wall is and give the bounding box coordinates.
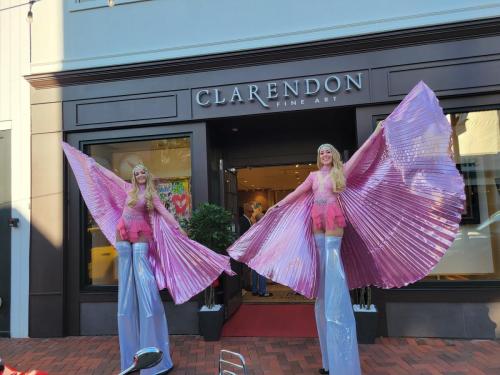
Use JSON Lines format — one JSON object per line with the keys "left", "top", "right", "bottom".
{"left": 30, "top": 0, "right": 500, "bottom": 73}
{"left": 0, "top": 0, "right": 32, "bottom": 337}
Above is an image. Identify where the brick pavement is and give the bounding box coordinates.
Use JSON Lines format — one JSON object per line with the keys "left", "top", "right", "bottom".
{"left": 1, "top": 336, "right": 499, "bottom": 375}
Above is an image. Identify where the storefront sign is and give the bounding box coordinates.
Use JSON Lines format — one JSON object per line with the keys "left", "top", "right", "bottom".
{"left": 192, "top": 70, "right": 369, "bottom": 118}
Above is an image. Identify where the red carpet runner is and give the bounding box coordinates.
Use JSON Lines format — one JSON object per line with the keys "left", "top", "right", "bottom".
{"left": 221, "top": 304, "right": 318, "bottom": 337}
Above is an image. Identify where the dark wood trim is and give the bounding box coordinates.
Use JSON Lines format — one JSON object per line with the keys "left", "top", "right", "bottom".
{"left": 25, "top": 17, "right": 500, "bottom": 89}
{"left": 373, "top": 285, "right": 500, "bottom": 336}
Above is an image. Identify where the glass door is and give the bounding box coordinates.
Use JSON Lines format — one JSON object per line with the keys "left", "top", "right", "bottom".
{"left": 220, "top": 159, "right": 242, "bottom": 319}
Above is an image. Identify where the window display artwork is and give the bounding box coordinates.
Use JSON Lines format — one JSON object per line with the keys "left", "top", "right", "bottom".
{"left": 156, "top": 178, "right": 192, "bottom": 221}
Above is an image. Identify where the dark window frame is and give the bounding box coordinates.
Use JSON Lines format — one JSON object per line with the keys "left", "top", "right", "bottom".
{"left": 355, "top": 94, "right": 500, "bottom": 291}
{"left": 79, "top": 135, "right": 192, "bottom": 292}
{"left": 65, "top": 122, "right": 208, "bottom": 335}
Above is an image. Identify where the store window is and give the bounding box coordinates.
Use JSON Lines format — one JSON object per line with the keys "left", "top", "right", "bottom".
{"left": 84, "top": 137, "right": 192, "bottom": 287}
{"left": 424, "top": 110, "right": 500, "bottom": 281}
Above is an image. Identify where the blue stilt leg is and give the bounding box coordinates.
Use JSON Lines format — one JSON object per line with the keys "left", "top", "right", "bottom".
{"left": 116, "top": 241, "right": 140, "bottom": 371}
{"left": 314, "top": 233, "right": 329, "bottom": 371}
{"left": 132, "top": 242, "right": 173, "bottom": 374}
{"left": 324, "top": 236, "right": 361, "bottom": 375}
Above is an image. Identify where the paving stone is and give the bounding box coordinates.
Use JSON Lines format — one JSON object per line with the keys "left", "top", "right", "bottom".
{"left": 0, "top": 336, "right": 499, "bottom": 374}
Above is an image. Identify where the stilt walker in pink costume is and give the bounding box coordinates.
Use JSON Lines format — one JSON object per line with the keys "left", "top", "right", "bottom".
{"left": 62, "top": 144, "right": 234, "bottom": 374}
{"left": 228, "top": 82, "right": 465, "bottom": 375}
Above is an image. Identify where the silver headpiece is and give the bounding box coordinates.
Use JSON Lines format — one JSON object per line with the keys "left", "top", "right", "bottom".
{"left": 132, "top": 164, "right": 148, "bottom": 173}
{"left": 317, "top": 143, "right": 335, "bottom": 153}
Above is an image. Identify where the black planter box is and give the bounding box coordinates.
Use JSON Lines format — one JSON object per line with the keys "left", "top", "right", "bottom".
{"left": 353, "top": 304, "right": 378, "bottom": 344}
{"left": 198, "top": 305, "right": 225, "bottom": 341}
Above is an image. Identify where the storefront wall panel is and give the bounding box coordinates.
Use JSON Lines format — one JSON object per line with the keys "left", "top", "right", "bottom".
{"left": 28, "top": 28, "right": 500, "bottom": 337}
{"left": 80, "top": 302, "right": 199, "bottom": 336}
{"left": 387, "top": 302, "right": 500, "bottom": 339}
{"left": 30, "top": 130, "right": 64, "bottom": 337}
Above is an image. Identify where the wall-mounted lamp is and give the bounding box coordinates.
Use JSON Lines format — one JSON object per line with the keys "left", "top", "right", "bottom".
{"left": 0, "top": 0, "right": 40, "bottom": 23}
{"left": 26, "top": 0, "right": 41, "bottom": 23}
{"left": 8, "top": 217, "right": 20, "bottom": 228}
{"left": 108, "top": 0, "right": 115, "bottom": 7}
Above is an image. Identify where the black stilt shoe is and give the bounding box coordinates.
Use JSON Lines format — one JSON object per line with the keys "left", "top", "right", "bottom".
{"left": 318, "top": 369, "right": 329, "bottom": 374}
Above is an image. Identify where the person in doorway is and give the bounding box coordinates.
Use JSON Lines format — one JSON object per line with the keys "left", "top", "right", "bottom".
{"left": 250, "top": 202, "right": 272, "bottom": 297}
{"left": 238, "top": 202, "right": 255, "bottom": 291}
{"left": 238, "top": 203, "right": 253, "bottom": 235}
{"left": 250, "top": 201, "right": 264, "bottom": 223}
{"left": 227, "top": 82, "right": 465, "bottom": 375}
{"left": 62, "top": 144, "right": 234, "bottom": 375}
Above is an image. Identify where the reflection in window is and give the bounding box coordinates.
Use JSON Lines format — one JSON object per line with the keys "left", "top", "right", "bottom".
{"left": 84, "top": 137, "right": 192, "bottom": 286}
{"left": 425, "top": 110, "right": 500, "bottom": 281}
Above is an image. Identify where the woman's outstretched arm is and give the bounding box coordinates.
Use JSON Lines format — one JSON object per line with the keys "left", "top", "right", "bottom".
{"left": 273, "top": 172, "right": 313, "bottom": 208}
{"left": 152, "top": 193, "right": 186, "bottom": 234}
{"left": 343, "top": 123, "right": 383, "bottom": 179}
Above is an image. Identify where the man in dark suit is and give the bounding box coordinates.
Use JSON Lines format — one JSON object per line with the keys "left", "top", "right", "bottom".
{"left": 238, "top": 203, "right": 254, "bottom": 291}
{"left": 238, "top": 203, "right": 253, "bottom": 236}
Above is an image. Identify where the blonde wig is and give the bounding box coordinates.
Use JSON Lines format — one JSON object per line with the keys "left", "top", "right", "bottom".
{"left": 128, "top": 164, "right": 155, "bottom": 211}
{"left": 317, "top": 144, "right": 346, "bottom": 192}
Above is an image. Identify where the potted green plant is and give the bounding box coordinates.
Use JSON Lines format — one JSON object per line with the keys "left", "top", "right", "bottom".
{"left": 183, "top": 203, "right": 235, "bottom": 341}
{"left": 353, "top": 287, "right": 378, "bottom": 344}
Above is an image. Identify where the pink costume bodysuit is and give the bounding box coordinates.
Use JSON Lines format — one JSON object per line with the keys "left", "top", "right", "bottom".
{"left": 117, "top": 186, "right": 179, "bottom": 243}
{"left": 280, "top": 166, "right": 346, "bottom": 231}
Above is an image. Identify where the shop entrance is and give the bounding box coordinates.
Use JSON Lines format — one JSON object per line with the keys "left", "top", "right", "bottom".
{"left": 209, "top": 107, "right": 357, "bottom": 314}
{"left": 237, "top": 163, "right": 316, "bottom": 304}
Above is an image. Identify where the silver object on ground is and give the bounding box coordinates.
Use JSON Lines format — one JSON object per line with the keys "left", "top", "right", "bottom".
{"left": 219, "top": 349, "right": 247, "bottom": 375}
{"left": 118, "top": 347, "right": 163, "bottom": 375}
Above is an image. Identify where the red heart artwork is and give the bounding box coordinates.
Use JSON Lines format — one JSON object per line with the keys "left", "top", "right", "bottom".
{"left": 172, "top": 193, "right": 188, "bottom": 215}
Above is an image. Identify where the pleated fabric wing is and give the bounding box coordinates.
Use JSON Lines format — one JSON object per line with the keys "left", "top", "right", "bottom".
{"left": 339, "top": 81, "right": 465, "bottom": 289}
{"left": 149, "top": 215, "right": 234, "bottom": 304}
{"left": 62, "top": 142, "right": 129, "bottom": 247}
{"left": 228, "top": 81, "right": 465, "bottom": 297}
{"left": 228, "top": 192, "right": 319, "bottom": 299}
{"left": 62, "top": 142, "right": 234, "bottom": 304}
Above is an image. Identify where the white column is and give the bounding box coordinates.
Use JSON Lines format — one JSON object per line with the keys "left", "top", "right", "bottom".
{"left": 0, "top": 0, "right": 32, "bottom": 338}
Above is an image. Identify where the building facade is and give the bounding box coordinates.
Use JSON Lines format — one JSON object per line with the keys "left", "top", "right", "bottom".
{"left": 1, "top": 0, "right": 499, "bottom": 338}
{"left": 0, "top": 0, "right": 32, "bottom": 338}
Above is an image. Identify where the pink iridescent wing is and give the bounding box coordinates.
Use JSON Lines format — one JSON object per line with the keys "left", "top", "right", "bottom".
{"left": 227, "top": 193, "right": 318, "bottom": 299}
{"left": 149, "top": 213, "right": 235, "bottom": 304}
{"left": 62, "top": 142, "right": 130, "bottom": 246}
{"left": 340, "top": 81, "right": 465, "bottom": 289}
{"left": 63, "top": 142, "right": 234, "bottom": 303}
